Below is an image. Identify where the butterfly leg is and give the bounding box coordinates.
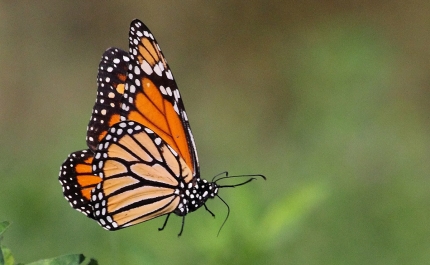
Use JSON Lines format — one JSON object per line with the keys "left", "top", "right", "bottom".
{"left": 204, "top": 204, "right": 215, "bottom": 218}
{"left": 158, "top": 213, "right": 171, "bottom": 231}
{"left": 178, "top": 216, "right": 185, "bottom": 237}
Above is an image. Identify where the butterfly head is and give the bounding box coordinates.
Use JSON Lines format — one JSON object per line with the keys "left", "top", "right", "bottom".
{"left": 174, "top": 178, "right": 218, "bottom": 216}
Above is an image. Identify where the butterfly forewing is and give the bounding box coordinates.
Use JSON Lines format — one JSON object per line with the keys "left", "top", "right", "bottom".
{"left": 120, "top": 19, "right": 199, "bottom": 178}
{"left": 87, "top": 48, "right": 130, "bottom": 151}
{"left": 90, "top": 121, "right": 190, "bottom": 230}
{"left": 59, "top": 149, "right": 101, "bottom": 218}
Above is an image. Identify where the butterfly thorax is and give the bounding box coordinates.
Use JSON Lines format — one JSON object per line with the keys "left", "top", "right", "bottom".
{"left": 174, "top": 178, "right": 218, "bottom": 216}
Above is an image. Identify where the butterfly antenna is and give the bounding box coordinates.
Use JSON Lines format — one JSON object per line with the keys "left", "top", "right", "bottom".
{"left": 214, "top": 173, "right": 266, "bottom": 185}
{"left": 216, "top": 174, "right": 266, "bottom": 189}
{"left": 212, "top": 171, "right": 228, "bottom": 182}
{"left": 216, "top": 194, "right": 230, "bottom": 237}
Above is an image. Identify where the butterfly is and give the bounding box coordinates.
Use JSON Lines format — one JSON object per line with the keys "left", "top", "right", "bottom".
{"left": 59, "top": 19, "right": 265, "bottom": 235}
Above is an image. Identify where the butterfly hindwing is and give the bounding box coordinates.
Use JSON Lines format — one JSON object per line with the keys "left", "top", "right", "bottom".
{"left": 86, "top": 48, "right": 131, "bottom": 151}
{"left": 90, "top": 121, "right": 190, "bottom": 230}
{"left": 59, "top": 149, "right": 101, "bottom": 218}
{"left": 120, "top": 19, "right": 199, "bottom": 178}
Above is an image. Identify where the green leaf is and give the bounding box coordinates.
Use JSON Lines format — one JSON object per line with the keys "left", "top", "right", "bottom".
{"left": 1, "top": 247, "right": 15, "bottom": 265}
{"left": 25, "top": 254, "right": 97, "bottom": 265}
{"left": 0, "top": 221, "right": 12, "bottom": 265}
{"left": 0, "top": 222, "right": 10, "bottom": 238}
{"left": 0, "top": 246, "right": 4, "bottom": 265}
{"left": 86, "top": 259, "right": 98, "bottom": 265}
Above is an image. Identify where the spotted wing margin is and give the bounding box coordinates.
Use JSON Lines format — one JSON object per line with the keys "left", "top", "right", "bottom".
{"left": 87, "top": 48, "right": 130, "bottom": 151}
{"left": 90, "top": 121, "right": 192, "bottom": 230}
{"left": 59, "top": 149, "right": 101, "bottom": 218}
{"left": 120, "top": 19, "right": 199, "bottom": 178}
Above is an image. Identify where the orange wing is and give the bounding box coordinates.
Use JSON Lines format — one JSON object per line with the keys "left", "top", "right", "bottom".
{"left": 120, "top": 20, "right": 199, "bottom": 178}
{"left": 90, "top": 121, "right": 190, "bottom": 230}
{"left": 59, "top": 149, "right": 100, "bottom": 218}
{"left": 87, "top": 48, "right": 130, "bottom": 151}
{"left": 60, "top": 48, "right": 130, "bottom": 218}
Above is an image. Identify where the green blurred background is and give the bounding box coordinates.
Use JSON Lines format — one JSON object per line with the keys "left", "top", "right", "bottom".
{"left": 1, "top": 1, "right": 430, "bottom": 264}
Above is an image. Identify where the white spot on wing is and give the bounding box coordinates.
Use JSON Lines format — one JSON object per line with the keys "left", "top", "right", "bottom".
{"left": 154, "top": 64, "right": 162, "bottom": 76}
{"left": 173, "top": 103, "right": 179, "bottom": 114}
{"left": 141, "top": 60, "right": 153, "bottom": 75}
{"left": 166, "top": 87, "right": 172, "bottom": 96}
{"left": 134, "top": 65, "right": 141, "bottom": 75}
{"left": 129, "top": 85, "right": 136, "bottom": 93}
{"left": 166, "top": 70, "right": 173, "bottom": 80}
{"left": 174, "top": 89, "right": 180, "bottom": 100}
{"left": 160, "top": 86, "right": 167, "bottom": 95}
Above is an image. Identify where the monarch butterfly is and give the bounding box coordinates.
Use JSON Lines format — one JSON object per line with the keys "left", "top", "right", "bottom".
{"left": 59, "top": 19, "right": 265, "bottom": 235}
